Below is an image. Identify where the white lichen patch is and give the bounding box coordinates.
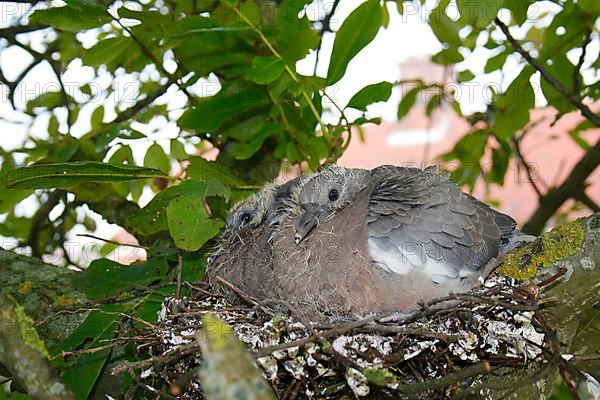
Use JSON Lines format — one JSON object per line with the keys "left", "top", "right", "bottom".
{"left": 345, "top": 368, "right": 370, "bottom": 397}
{"left": 332, "top": 334, "right": 394, "bottom": 368}
{"left": 256, "top": 356, "right": 278, "bottom": 380}
{"left": 403, "top": 339, "right": 439, "bottom": 360}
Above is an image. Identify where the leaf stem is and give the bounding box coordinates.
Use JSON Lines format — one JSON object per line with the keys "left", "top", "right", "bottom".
{"left": 221, "top": 1, "right": 328, "bottom": 141}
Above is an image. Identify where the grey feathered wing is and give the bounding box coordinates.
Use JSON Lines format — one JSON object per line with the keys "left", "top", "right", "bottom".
{"left": 366, "top": 166, "right": 513, "bottom": 286}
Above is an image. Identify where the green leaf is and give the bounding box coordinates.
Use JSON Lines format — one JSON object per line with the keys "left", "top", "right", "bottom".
{"left": 397, "top": 87, "right": 420, "bottom": 119}
{"left": 187, "top": 157, "right": 246, "bottom": 187}
{"left": 90, "top": 106, "right": 104, "bottom": 129}
{"left": 326, "top": 0, "right": 383, "bottom": 85}
{"left": 51, "top": 305, "right": 122, "bottom": 354}
{"left": 278, "top": 0, "right": 320, "bottom": 62}
{"left": 167, "top": 194, "right": 223, "bottom": 251}
{"left": 144, "top": 143, "right": 170, "bottom": 174}
{"left": 91, "top": 126, "right": 146, "bottom": 155}
{"left": 569, "top": 130, "right": 592, "bottom": 151}
{"left": 127, "top": 179, "right": 230, "bottom": 235}
{"left": 540, "top": 53, "right": 576, "bottom": 113}
{"left": 29, "top": 2, "right": 111, "bottom": 32}
{"left": 495, "top": 67, "right": 535, "bottom": 138}
{"left": 578, "top": 0, "right": 600, "bottom": 13}
{"left": 488, "top": 140, "right": 511, "bottom": 185}
{"left": 178, "top": 84, "right": 271, "bottom": 132}
{"left": 429, "top": 4, "right": 460, "bottom": 46}
{"left": 51, "top": 304, "right": 130, "bottom": 398}
{"left": 72, "top": 258, "right": 168, "bottom": 298}
{"left": 453, "top": 130, "right": 489, "bottom": 163}
{"left": 425, "top": 93, "right": 442, "bottom": 117}
{"left": 0, "top": 189, "right": 32, "bottom": 213}
{"left": 61, "top": 329, "right": 112, "bottom": 399}
{"left": 81, "top": 36, "right": 131, "bottom": 68}
{"left": 503, "top": 0, "right": 534, "bottom": 25}
{"left": 5, "top": 162, "right": 168, "bottom": 190}
{"left": 230, "top": 123, "right": 280, "bottom": 160}
{"left": 432, "top": 47, "right": 464, "bottom": 65}
{"left": 458, "top": 70, "right": 475, "bottom": 81}
{"left": 170, "top": 139, "right": 188, "bottom": 161}
{"left": 346, "top": 81, "right": 393, "bottom": 111}
{"left": 484, "top": 49, "right": 508, "bottom": 73}
{"left": 26, "top": 91, "right": 66, "bottom": 113}
{"left": 246, "top": 56, "right": 285, "bottom": 85}
{"left": 381, "top": 3, "right": 390, "bottom": 28}
{"left": 457, "top": 0, "right": 504, "bottom": 28}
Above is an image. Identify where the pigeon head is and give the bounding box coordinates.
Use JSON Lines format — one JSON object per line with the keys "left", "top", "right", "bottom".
{"left": 225, "top": 185, "right": 276, "bottom": 232}
{"left": 293, "top": 166, "right": 370, "bottom": 244}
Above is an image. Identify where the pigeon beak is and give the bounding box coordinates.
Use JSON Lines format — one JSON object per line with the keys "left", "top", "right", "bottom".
{"left": 294, "top": 205, "right": 320, "bottom": 245}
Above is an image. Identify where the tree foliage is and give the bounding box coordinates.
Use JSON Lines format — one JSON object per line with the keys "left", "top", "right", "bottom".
{"left": 0, "top": 0, "right": 598, "bottom": 398}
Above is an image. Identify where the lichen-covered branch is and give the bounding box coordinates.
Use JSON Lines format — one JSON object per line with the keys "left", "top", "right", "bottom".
{"left": 0, "top": 292, "right": 75, "bottom": 400}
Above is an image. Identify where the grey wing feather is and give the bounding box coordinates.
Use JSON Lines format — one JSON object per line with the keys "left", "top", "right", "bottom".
{"left": 367, "top": 166, "right": 509, "bottom": 282}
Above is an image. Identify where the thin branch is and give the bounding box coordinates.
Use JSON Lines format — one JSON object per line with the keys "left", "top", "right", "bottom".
{"left": 494, "top": 18, "right": 600, "bottom": 127}
{"left": 523, "top": 137, "right": 600, "bottom": 234}
{"left": 313, "top": 0, "right": 340, "bottom": 76}
{"left": 27, "top": 190, "right": 63, "bottom": 257}
{"left": 494, "top": 18, "right": 600, "bottom": 233}
{"left": 76, "top": 233, "right": 148, "bottom": 250}
{"left": 572, "top": 30, "right": 592, "bottom": 96}
{"left": 575, "top": 191, "right": 600, "bottom": 212}
{"left": 112, "top": 17, "right": 196, "bottom": 105}
{"left": 510, "top": 135, "right": 544, "bottom": 197}
{"left": 214, "top": 276, "right": 275, "bottom": 316}
{"left": 111, "top": 343, "right": 200, "bottom": 376}
{"left": 396, "top": 361, "right": 491, "bottom": 396}
{"left": 0, "top": 24, "right": 49, "bottom": 39}
{"left": 175, "top": 251, "right": 183, "bottom": 300}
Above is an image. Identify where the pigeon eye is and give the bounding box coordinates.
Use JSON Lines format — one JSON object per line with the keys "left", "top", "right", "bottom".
{"left": 328, "top": 189, "right": 339, "bottom": 202}
{"left": 241, "top": 213, "right": 252, "bottom": 225}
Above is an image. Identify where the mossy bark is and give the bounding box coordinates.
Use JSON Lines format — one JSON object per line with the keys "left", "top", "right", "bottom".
{"left": 0, "top": 248, "right": 89, "bottom": 348}
{"left": 0, "top": 293, "right": 75, "bottom": 400}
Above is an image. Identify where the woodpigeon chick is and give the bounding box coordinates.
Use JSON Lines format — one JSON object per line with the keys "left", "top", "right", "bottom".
{"left": 224, "top": 184, "right": 277, "bottom": 233}
{"left": 207, "top": 175, "right": 312, "bottom": 302}
{"left": 269, "top": 165, "right": 517, "bottom": 319}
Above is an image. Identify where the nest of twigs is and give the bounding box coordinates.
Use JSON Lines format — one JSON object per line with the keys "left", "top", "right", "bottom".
{"left": 112, "top": 273, "right": 556, "bottom": 399}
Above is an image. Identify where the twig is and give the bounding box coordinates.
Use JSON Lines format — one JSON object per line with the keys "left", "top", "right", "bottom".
{"left": 111, "top": 342, "right": 200, "bottom": 376}
{"left": 523, "top": 137, "right": 600, "bottom": 234}
{"left": 494, "top": 18, "right": 600, "bottom": 127}
{"left": 537, "top": 267, "right": 567, "bottom": 289}
{"left": 426, "top": 292, "right": 538, "bottom": 312}
{"left": 111, "top": 17, "right": 196, "bottom": 105}
{"left": 573, "top": 30, "right": 592, "bottom": 96}
{"left": 571, "top": 354, "right": 600, "bottom": 362}
{"left": 495, "top": 19, "right": 600, "bottom": 233}
{"left": 53, "top": 343, "right": 117, "bottom": 359}
{"left": 396, "top": 361, "right": 491, "bottom": 396}
{"left": 313, "top": 0, "right": 341, "bottom": 75}
{"left": 27, "top": 190, "right": 63, "bottom": 257}
{"left": 214, "top": 276, "right": 274, "bottom": 316}
{"left": 76, "top": 233, "right": 148, "bottom": 250}
{"left": 176, "top": 251, "right": 183, "bottom": 300}
{"left": 575, "top": 191, "right": 600, "bottom": 212}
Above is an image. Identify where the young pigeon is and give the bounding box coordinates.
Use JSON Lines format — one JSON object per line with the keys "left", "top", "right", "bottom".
{"left": 207, "top": 175, "right": 312, "bottom": 301}
{"left": 269, "top": 165, "right": 517, "bottom": 319}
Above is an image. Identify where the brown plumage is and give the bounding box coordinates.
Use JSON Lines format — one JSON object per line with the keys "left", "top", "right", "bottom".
{"left": 208, "top": 165, "right": 520, "bottom": 321}
{"left": 207, "top": 175, "right": 312, "bottom": 303}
